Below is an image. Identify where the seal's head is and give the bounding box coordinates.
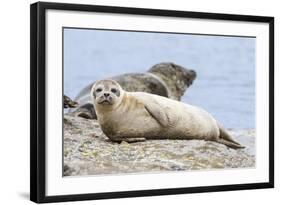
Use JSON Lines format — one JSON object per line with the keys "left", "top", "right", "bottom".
{"left": 148, "top": 62, "right": 196, "bottom": 100}
{"left": 91, "top": 79, "right": 123, "bottom": 109}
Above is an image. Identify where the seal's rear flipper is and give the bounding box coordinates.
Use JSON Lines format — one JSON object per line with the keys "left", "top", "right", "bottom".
{"left": 218, "top": 126, "right": 245, "bottom": 149}
{"left": 217, "top": 138, "right": 245, "bottom": 149}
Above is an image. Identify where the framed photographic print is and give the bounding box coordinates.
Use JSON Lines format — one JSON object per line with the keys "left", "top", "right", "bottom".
{"left": 30, "top": 1, "right": 274, "bottom": 203}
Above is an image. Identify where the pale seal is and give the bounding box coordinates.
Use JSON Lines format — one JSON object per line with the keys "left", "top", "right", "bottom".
{"left": 69, "top": 62, "right": 196, "bottom": 119}
{"left": 92, "top": 80, "right": 244, "bottom": 149}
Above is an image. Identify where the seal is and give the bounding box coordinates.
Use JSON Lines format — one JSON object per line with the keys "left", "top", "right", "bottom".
{"left": 64, "top": 95, "right": 78, "bottom": 108}
{"left": 91, "top": 80, "right": 244, "bottom": 149}
{"left": 69, "top": 62, "right": 196, "bottom": 119}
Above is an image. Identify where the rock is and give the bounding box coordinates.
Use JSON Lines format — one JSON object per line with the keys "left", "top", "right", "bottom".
{"left": 64, "top": 114, "right": 255, "bottom": 176}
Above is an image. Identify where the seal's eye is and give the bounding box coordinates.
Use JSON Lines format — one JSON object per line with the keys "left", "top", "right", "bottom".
{"left": 111, "top": 88, "right": 117, "bottom": 93}
{"left": 96, "top": 88, "right": 102, "bottom": 93}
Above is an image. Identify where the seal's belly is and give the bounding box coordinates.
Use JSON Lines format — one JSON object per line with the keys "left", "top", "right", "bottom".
{"left": 115, "top": 109, "right": 162, "bottom": 137}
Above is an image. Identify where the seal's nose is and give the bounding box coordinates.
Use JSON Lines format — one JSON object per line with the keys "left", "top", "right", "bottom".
{"left": 186, "top": 69, "right": 197, "bottom": 81}
{"left": 104, "top": 93, "right": 110, "bottom": 97}
{"left": 189, "top": 70, "right": 196, "bottom": 79}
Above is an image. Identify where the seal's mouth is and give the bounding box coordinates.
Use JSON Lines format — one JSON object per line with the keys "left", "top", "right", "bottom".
{"left": 98, "top": 99, "right": 112, "bottom": 105}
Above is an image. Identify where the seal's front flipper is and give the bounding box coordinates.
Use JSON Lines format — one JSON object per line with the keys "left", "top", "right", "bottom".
{"left": 72, "top": 103, "right": 97, "bottom": 119}
{"left": 144, "top": 101, "right": 173, "bottom": 127}
{"left": 76, "top": 112, "right": 92, "bottom": 119}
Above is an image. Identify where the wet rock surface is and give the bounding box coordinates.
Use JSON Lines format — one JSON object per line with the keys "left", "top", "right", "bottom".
{"left": 63, "top": 114, "right": 255, "bottom": 176}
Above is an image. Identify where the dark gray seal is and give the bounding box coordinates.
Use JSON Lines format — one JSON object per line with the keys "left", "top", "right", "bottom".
{"left": 69, "top": 62, "right": 196, "bottom": 119}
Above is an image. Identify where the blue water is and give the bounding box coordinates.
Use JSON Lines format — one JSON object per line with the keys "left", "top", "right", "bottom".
{"left": 64, "top": 28, "right": 255, "bottom": 129}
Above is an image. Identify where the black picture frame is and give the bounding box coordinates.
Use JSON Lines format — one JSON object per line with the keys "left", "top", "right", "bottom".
{"left": 30, "top": 1, "right": 274, "bottom": 203}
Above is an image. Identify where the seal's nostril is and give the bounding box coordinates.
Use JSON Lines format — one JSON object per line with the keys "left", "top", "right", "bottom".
{"left": 104, "top": 93, "right": 110, "bottom": 97}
